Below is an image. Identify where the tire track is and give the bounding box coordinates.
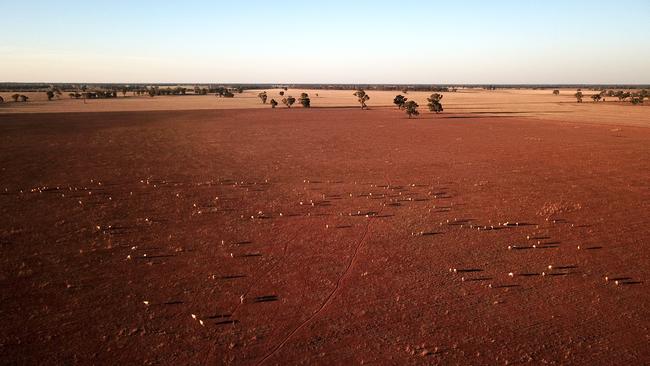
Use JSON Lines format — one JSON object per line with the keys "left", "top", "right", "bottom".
{"left": 256, "top": 204, "right": 384, "bottom": 365}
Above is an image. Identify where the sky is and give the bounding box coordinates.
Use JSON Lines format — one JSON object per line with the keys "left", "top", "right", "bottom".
{"left": 1, "top": 0, "right": 649, "bottom": 84}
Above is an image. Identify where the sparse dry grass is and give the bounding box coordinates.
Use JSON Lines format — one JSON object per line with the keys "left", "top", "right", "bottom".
{"left": 1, "top": 88, "right": 648, "bottom": 126}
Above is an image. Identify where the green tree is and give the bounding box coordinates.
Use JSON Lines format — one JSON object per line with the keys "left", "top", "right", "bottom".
{"left": 279, "top": 91, "right": 285, "bottom": 96}
{"left": 353, "top": 90, "right": 370, "bottom": 109}
{"left": 574, "top": 91, "right": 583, "bottom": 103}
{"left": 258, "top": 91, "right": 268, "bottom": 104}
{"left": 270, "top": 99, "right": 278, "bottom": 108}
{"left": 404, "top": 100, "right": 419, "bottom": 118}
{"left": 299, "top": 93, "right": 310, "bottom": 108}
{"left": 427, "top": 93, "right": 444, "bottom": 113}
{"left": 393, "top": 95, "right": 407, "bottom": 109}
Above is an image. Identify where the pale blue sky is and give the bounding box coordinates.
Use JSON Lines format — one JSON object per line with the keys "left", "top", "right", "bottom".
{"left": 1, "top": 0, "right": 649, "bottom": 83}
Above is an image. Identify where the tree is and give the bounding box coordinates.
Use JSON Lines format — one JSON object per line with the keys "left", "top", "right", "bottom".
{"left": 574, "top": 91, "right": 583, "bottom": 103}
{"left": 148, "top": 88, "right": 156, "bottom": 97}
{"left": 121, "top": 87, "right": 127, "bottom": 97}
{"left": 270, "top": 99, "right": 278, "bottom": 108}
{"left": 404, "top": 100, "right": 419, "bottom": 118}
{"left": 258, "top": 91, "right": 268, "bottom": 104}
{"left": 279, "top": 91, "right": 285, "bottom": 96}
{"left": 299, "top": 93, "right": 311, "bottom": 108}
{"left": 393, "top": 95, "right": 407, "bottom": 109}
{"left": 591, "top": 94, "right": 602, "bottom": 102}
{"left": 223, "top": 91, "right": 235, "bottom": 98}
{"left": 282, "top": 96, "right": 296, "bottom": 108}
{"left": 427, "top": 93, "right": 444, "bottom": 113}
{"left": 11, "top": 94, "right": 20, "bottom": 102}
{"left": 18, "top": 95, "right": 29, "bottom": 102}
{"left": 552, "top": 90, "right": 560, "bottom": 95}
{"left": 46, "top": 91, "right": 55, "bottom": 101}
{"left": 0, "top": 96, "right": 4, "bottom": 104}
{"left": 353, "top": 90, "right": 370, "bottom": 109}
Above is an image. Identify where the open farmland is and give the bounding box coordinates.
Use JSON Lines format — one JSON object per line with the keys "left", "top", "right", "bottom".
{"left": 1, "top": 107, "right": 648, "bottom": 364}
{"left": 1, "top": 89, "right": 648, "bottom": 127}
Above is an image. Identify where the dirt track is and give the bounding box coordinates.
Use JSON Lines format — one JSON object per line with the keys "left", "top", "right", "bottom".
{"left": 1, "top": 108, "right": 649, "bottom": 365}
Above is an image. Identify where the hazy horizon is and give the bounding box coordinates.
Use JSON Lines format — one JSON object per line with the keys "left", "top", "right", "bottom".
{"left": 2, "top": 0, "right": 649, "bottom": 84}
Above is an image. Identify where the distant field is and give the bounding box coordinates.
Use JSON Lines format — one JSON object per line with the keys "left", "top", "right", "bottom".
{"left": 1, "top": 88, "right": 648, "bottom": 126}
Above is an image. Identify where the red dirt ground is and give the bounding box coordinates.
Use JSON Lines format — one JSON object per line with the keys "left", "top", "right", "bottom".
{"left": 1, "top": 108, "right": 648, "bottom": 365}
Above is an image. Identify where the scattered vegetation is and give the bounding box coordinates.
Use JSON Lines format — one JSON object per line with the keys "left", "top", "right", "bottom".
{"left": 427, "top": 93, "right": 444, "bottom": 113}
{"left": 393, "top": 95, "right": 407, "bottom": 109}
{"left": 404, "top": 100, "right": 419, "bottom": 118}
{"left": 615, "top": 91, "right": 630, "bottom": 101}
{"left": 630, "top": 96, "right": 644, "bottom": 105}
{"left": 353, "top": 90, "right": 370, "bottom": 109}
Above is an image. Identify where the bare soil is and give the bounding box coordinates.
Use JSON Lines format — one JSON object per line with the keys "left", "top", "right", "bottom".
{"left": 1, "top": 108, "right": 648, "bottom": 365}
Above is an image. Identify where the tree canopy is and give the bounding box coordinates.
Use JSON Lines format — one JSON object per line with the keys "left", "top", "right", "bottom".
{"left": 404, "top": 100, "right": 419, "bottom": 118}
{"left": 353, "top": 90, "right": 370, "bottom": 109}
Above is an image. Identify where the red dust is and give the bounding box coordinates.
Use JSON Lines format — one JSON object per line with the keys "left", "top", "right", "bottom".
{"left": 0, "top": 108, "right": 648, "bottom": 364}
